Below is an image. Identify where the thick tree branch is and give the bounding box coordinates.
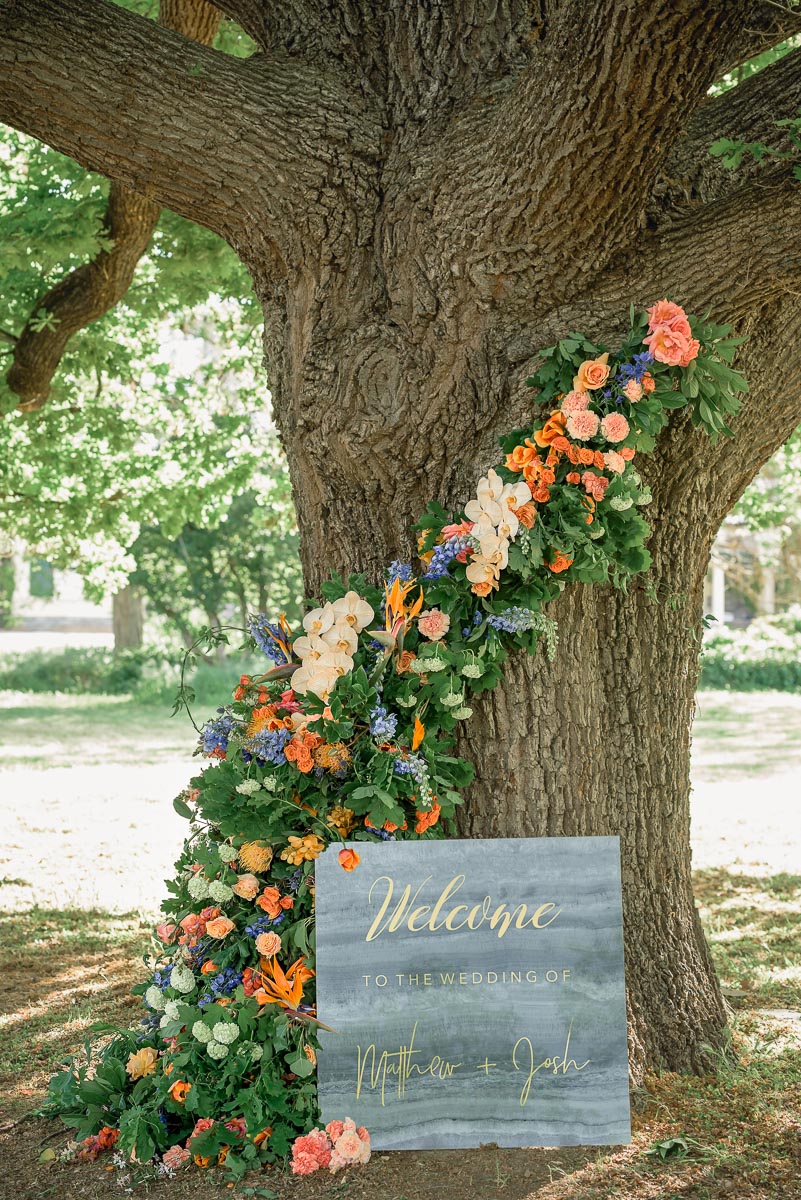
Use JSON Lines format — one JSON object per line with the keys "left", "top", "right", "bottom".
{"left": 6, "top": 0, "right": 221, "bottom": 412}
{"left": 656, "top": 45, "right": 801, "bottom": 215}
{"left": 0, "top": 0, "right": 380, "bottom": 258}
{"left": 451, "top": 0, "right": 764, "bottom": 293}
{"left": 716, "top": 0, "right": 801, "bottom": 77}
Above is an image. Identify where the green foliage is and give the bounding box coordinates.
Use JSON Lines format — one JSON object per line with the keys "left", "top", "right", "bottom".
{"left": 700, "top": 609, "right": 801, "bottom": 691}
{"left": 0, "top": 555, "right": 13, "bottom": 626}
{"left": 710, "top": 108, "right": 801, "bottom": 181}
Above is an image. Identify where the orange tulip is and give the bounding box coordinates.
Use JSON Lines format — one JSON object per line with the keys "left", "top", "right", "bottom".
{"left": 169, "top": 1080, "right": 192, "bottom": 1104}
{"left": 339, "top": 847, "right": 361, "bottom": 872}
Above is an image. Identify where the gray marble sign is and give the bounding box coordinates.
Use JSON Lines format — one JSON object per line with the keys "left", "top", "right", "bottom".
{"left": 314, "top": 836, "right": 630, "bottom": 1150}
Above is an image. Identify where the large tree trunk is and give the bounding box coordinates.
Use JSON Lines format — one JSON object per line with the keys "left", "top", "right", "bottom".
{"left": 6, "top": 0, "right": 801, "bottom": 1086}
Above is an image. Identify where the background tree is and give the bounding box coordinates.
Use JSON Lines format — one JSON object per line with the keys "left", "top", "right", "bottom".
{"left": 3, "top": 0, "right": 801, "bottom": 1080}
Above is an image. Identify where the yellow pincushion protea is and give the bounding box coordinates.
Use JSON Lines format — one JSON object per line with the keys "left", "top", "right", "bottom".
{"left": 326, "top": 804, "right": 356, "bottom": 836}
{"left": 238, "top": 841, "right": 274, "bottom": 873}
{"left": 280, "top": 834, "right": 325, "bottom": 865}
{"left": 313, "top": 740, "right": 352, "bottom": 774}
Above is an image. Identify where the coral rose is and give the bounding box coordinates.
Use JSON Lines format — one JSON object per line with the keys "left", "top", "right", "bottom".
{"left": 646, "top": 299, "right": 691, "bottom": 337}
{"left": 620, "top": 445, "right": 636, "bottom": 461}
{"left": 339, "top": 847, "right": 361, "bottom": 872}
{"left": 643, "top": 325, "right": 690, "bottom": 366}
{"left": 205, "top": 916, "right": 235, "bottom": 939}
{"left": 573, "top": 353, "right": 610, "bottom": 391}
{"left": 642, "top": 372, "right": 655, "bottom": 392}
{"left": 155, "top": 922, "right": 177, "bottom": 943}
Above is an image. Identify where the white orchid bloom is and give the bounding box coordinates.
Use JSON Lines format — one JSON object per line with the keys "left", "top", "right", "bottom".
{"left": 465, "top": 555, "right": 501, "bottom": 588}
{"left": 316, "top": 650, "right": 354, "bottom": 678}
{"left": 302, "top": 604, "right": 335, "bottom": 637}
{"left": 464, "top": 469, "right": 506, "bottom": 526}
{"left": 496, "top": 513, "right": 519, "bottom": 540}
{"left": 331, "top": 590, "right": 374, "bottom": 632}
{"left": 478, "top": 532, "right": 509, "bottom": 570}
{"left": 501, "top": 480, "right": 532, "bottom": 510}
{"left": 292, "top": 632, "right": 328, "bottom": 662}
{"left": 321, "top": 620, "right": 359, "bottom": 656}
{"left": 291, "top": 664, "right": 339, "bottom": 701}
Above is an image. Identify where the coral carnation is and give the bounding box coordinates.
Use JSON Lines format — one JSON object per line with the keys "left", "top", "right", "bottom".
{"left": 600, "top": 413, "right": 630, "bottom": 442}
{"left": 566, "top": 410, "right": 600, "bottom": 441}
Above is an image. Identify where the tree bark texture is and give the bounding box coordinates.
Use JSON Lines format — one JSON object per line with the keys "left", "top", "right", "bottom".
{"left": 3, "top": 0, "right": 801, "bottom": 1079}
{"left": 112, "top": 584, "right": 144, "bottom": 652}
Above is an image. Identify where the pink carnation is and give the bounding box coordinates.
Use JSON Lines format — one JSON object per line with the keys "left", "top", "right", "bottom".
{"left": 566, "top": 410, "right": 600, "bottom": 441}
{"left": 325, "top": 1120, "right": 345, "bottom": 1142}
{"left": 291, "top": 1128, "right": 332, "bottom": 1175}
{"left": 418, "top": 608, "right": 451, "bottom": 641}
{"left": 560, "top": 389, "right": 591, "bottom": 417}
{"left": 582, "top": 472, "right": 610, "bottom": 501}
{"left": 329, "top": 1123, "right": 371, "bottom": 1172}
{"left": 623, "top": 379, "right": 642, "bottom": 402}
{"left": 162, "top": 1145, "right": 190, "bottom": 1170}
{"left": 603, "top": 451, "right": 626, "bottom": 474}
{"left": 599, "top": 413, "right": 630, "bottom": 443}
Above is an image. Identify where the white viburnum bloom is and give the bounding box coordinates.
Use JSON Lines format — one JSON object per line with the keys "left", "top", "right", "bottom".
{"left": 302, "top": 604, "right": 335, "bottom": 637}
{"left": 321, "top": 620, "right": 359, "bottom": 656}
{"left": 212, "top": 1022, "right": 239, "bottom": 1045}
{"left": 169, "top": 965, "right": 195, "bottom": 994}
{"left": 187, "top": 874, "right": 211, "bottom": 901}
{"left": 331, "top": 590, "right": 374, "bottom": 632}
{"left": 464, "top": 468, "right": 506, "bottom": 527}
{"left": 236, "top": 779, "right": 262, "bottom": 796}
{"left": 250, "top": 1044, "right": 263, "bottom": 1062}
{"left": 206, "top": 1040, "right": 229, "bottom": 1060}
{"left": 609, "top": 496, "right": 634, "bottom": 511}
{"left": 192, "top": 1021, "right": 212, "bottom": 1043}
{"left": 292, "top": 632, "right": 328, "bottom": 662}
{"left": 208, "top": 881, "right": 233, "bottom": 903}
{"left": 145, "top": 985, "right": 165, "bottom": 1011}
{"left": 218, "top": 844, "right": 238, "bottom": 863}
{"left": 262, "top": 776, "right": 277, "bottom": 792}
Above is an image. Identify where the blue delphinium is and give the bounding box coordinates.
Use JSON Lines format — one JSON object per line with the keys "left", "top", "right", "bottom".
{"left": 198, "top": 966, "right": 242, "bottom": 1008}
{"left": 200, "top": 710, "right": 238, "bottom": 756}
{"left": 386, "top": 560, "right": 414, "bottom": 583}
{"left": 616, "top": 350, "right": 654, "bottom": 385}
{"left": 423, "top": 535, "right": 472, "bottom": 580}
{"left": 369, "top": 704, "right": 398, "bottom": 740}
{"left": 245, "top": 726, "right": 291, "bottom": 765}
{"left": 487, "top": 607, "right": 540, "bottom": 634}
{"left": 152, "top": 964, "right": 173, "bottom": 991}
{"left": 248, "top": 614, "right": 291, "bottom": 664}
{"left": 245, "top": 913, "right": 287, "bottom": 939}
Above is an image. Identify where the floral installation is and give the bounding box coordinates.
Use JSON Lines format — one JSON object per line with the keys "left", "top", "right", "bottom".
{"left": 40, "top": 302, "right": 746, "bottom": 1179}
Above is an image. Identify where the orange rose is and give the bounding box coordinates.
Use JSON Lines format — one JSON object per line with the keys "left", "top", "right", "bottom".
{"left": 642, "top": 372, "right": 655, "bottom": 393}
{"left": 256, "top": 886, "right": 283, "bottom": 917}
{"left": 573, "top": 352, "right": 610, "bottom": 391}
{"left": 578, "top": 447, "right": 595, "bottom": 466}
{"left": 513, "top": 502, "right": 536, "bottom": 528}
{"left": 169, "top": 1080, "right": 192, "bottom": 1104}
{"left": 397, "top": 649, "right": 417, "bottom": 673}
{"left": 593, "top": 451, "right": 605, "bottom": 470}
{"left": 548, "top": 553, "right": 573, "bottom": 574}
{"left": 471, "top": 580, "right": 494, "bottom": 597}
{"left": 232, "top": 873, "right": 260, "bottom": 900}
{"left": 620, "top": 446, "right": 636, "bottom": 461}
{"left": 566, "top": 471, "right": 581, "bottom": 484}
{"left": 339, "top": 847, "right": 361, "bottom": 872}
{"left": 205, "top": 916, "right": 235, "bottom": 939}
{"left": 200, "top": 960, "right": 218, "bottom": 975}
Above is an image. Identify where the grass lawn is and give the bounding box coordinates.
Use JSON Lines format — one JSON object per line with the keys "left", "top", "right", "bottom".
{"left": 0, "top": 688, "right": 799, "bottom": 1199}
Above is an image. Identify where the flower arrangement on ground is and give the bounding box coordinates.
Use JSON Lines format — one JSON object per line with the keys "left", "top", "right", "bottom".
{"left": 41, "top": 302, "right": 746, "bottom": 1179}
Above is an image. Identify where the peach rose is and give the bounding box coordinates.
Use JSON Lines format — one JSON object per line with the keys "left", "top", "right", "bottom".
{"left": 644, "top": 326, "right": 690, "bottom": 366}
{"left": 205, "top": 916, "right": 235, "bottom": 939}
{"left": 232, "top": 873, "right": 260, "bottom": 900}
{"left": 155, "top": 922, "right": 177, "bottom": 943}
{"left": 646, "top": 299, "right": 691, "bottom": 338}
{"left": 126, "top": 1046, "right": 159, "bottom": 1080}
{"left": 255, "top": 931, "right": 282, "bottom": 957}
{"left": 339, "top": 847, "right": 361, "bottom": 872}
{"left": 573, "top": 352, "right": 610, "bottom": 391}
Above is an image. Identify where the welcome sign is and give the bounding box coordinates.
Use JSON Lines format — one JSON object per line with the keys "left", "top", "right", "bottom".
{"left": 314, "top": 836, "right": 630, "bottom": 1149}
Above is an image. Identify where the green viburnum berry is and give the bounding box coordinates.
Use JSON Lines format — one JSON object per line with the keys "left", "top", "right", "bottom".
{"left": 145, "top": 985, "right": 165, "bottom": 1011}
{"left": 461, "top": 661, "right": 484, "bottom": 679}
{"left": 207, "top": 1040, "right": 229, "bottom": 1059}
{"left": 262, "top": 776, "right": 278, "bottom": 792}
{"left": 208, "top": 881, "right": 234, "bottom": 902}
{"left": 192, "top": 1021, "right": 212, "bottom": 1043}
{"left": 212, "top": 1022, "right": 239, "bottom": 1045}
{"left": 441, "top": 690, "right": 464, "bottom": 708}
{"left": 169, "top": 965, "right": 195, "bottom": 994}
{"left": 636, "top": 487, "right": 653, "bottom": 506}
{"left": 450, "top": 706, "right": 474, "bottom": 720}
{"left": 218, "top": 843, "right": 238, "bottom": 862}
{"left": 609, "top": 496, "right": 633, "bottom": 511}
{"left": 188, "top": 873, "right": 211, "bottom": 900}
{"left": 249, "top": 1044, "right": 263, "bottom": 1062}
{"left": 235, "top": 780, "right": 261, "bottom": 796}
{"left": 397, "top": 693, "right": 417, "bottom": 706}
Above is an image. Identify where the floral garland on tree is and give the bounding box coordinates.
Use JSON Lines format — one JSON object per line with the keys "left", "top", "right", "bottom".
{"left": 42, "top": 301, "right": 746, "bottom": 1180}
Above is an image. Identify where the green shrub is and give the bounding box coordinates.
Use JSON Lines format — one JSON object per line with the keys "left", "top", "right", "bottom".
{"left": 0, "top": 557, "right": 14, "bottom": 628}
{"left": 700, "top": 607, "right": 801, "bottom": 692}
